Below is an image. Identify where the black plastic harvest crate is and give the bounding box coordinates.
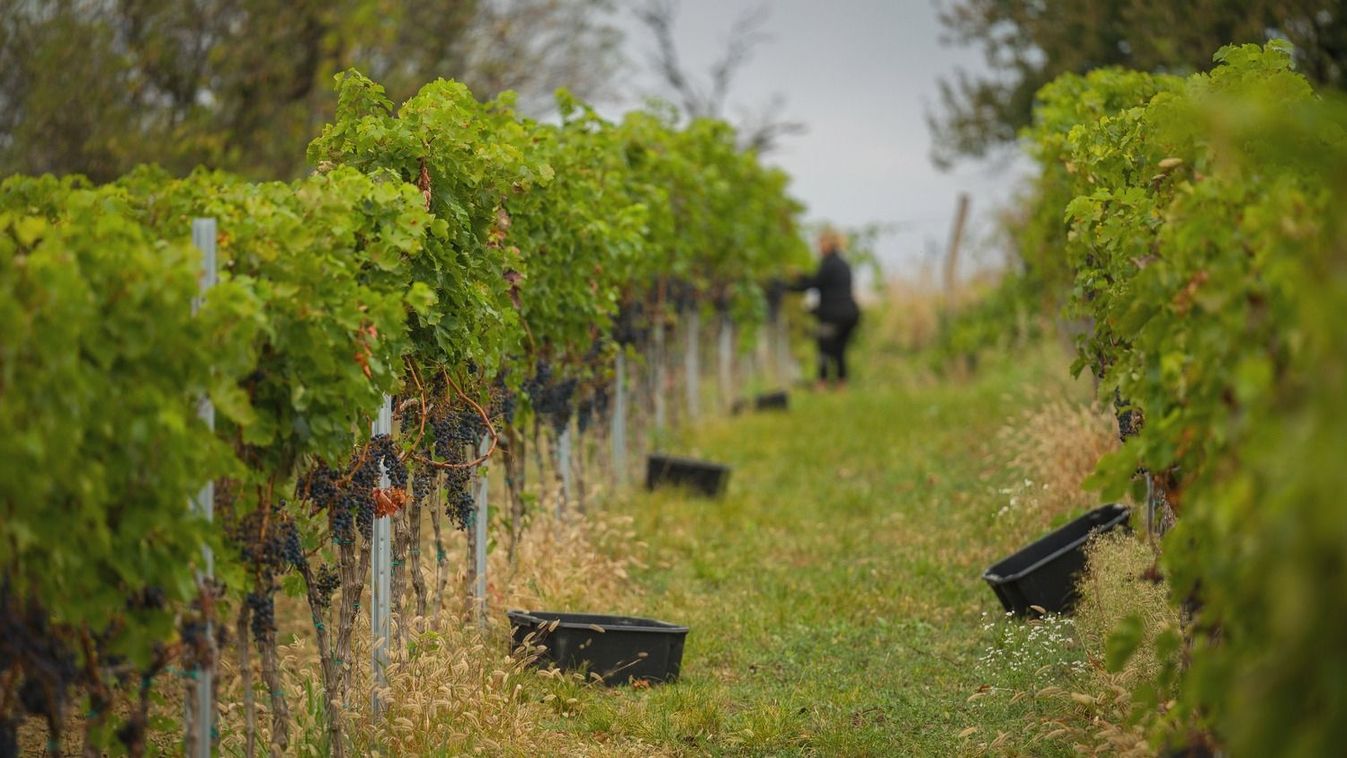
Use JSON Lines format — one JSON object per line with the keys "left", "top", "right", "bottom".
{"left": 645, "top": 454, "right": 730, "bottom": 497}
{"left": 508, "top": 610, "right": 689, "bottom": 685}
{"left": 731, "top": 390, "right": 790, "bottom": 415}
{"left": 982, "top": 504, "right": 1131, "bottom": 616}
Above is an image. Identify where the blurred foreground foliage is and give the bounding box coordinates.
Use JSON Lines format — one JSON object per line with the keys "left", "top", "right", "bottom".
{"left": 943, "top": 42, "right": 1347, "bottom": 754}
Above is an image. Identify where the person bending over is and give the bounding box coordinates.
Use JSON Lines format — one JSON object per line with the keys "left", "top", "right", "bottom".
{"left": 789, "top": 228, "right": 860, "bottom": 388}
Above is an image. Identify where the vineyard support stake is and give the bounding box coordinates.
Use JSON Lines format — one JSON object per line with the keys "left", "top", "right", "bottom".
{"left": 684, "top": 308, "right": 700, "bottom": 420}
{"left": 611, "top": 350, "right": 628, "bottom": 486}
{"left": 473, "top": 433, "right": 490, "bottom": 627}
{"left": 186, "top": 218, "right": 216, "bottom": 758}
{"left": 653, "top": 320, "right": 667, "bottom": 432}
{"left": 559, "top": 424, "right": 574, "bottom": 513}
{"left": 718, "top": 314, "right": 733, "bottom": 413}
{"left": 371, "top": 397, "right": 392, "bottom": 717}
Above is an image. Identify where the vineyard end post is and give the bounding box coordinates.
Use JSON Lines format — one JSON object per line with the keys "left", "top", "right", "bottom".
{"left": 371, "top": 397, "right": 393, "bottom": 717}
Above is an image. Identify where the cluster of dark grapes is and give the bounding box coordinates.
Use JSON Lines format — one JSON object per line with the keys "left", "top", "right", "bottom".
{"left": 668, "top": 279, "right": 696, "bottom": 313}
{"left": 247, "top": 592, "right": 275, "bottom": 641}
{"left": 576, "top": 384, "right": 609, "bottom": 434}
{"left": 527, "top": 362, "right": 578, "bottom": 435}
{"left": 368, "top": 434, "right": 409, "bottom": 489}
{"left": 298, "top": 463, "right": 339, "bottom": 507}
{"left": 446, "top": 464, "right": 474, "bottom": 530}
{"left": 2, "top": 587, "right": 78, "bottom": 728}
{"left": 281, "top": 522, "right": 304, "bottom": 569}
{"left": 338, "top": 434, "right": 409, "bottom": 540}
{"left": 1113, "top": 389, "right": 1143, "bottom": 442}
{"left": 127, "top": 585, "right": 166, "bottom": 612}
{"left": 765, "top": 277, "right": 786, "bottom": 318}
{"left": 179, "top": 619, "right": 209, "bottom": 660}
{"left": 432, "top": 410, "right": 486, "bottom": 451}
{"left": 427, "top": 406, "right": 483, "bottom": 530}
{"left": 412, "top": 459, "right": 437, "bottom": 503}
{"left": 356, "top": 496, "right": 374, "bottom": 541}
{"left": 313, "top": 564, "right": 341, "bottom": 609}
{"left": 297, "top": 462, "right": 358, "bottom": 545}
{"left": 330, "top": 493, "right": 356, "bottom": 546}
{"left": 230, "top": 507, "right": 303, "bottom": 576}
{"left": 611, "top": 304, "right": 641, "bottom": 346}
{"left": 495, "top": 387, "right": 518, "bottom": 426}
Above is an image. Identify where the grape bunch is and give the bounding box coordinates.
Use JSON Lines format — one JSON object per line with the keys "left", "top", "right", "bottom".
{"left": 247, "top": 592, "right": 275, "bottom": 641}
{"left": 297, "top": 463, "right": 339, "bottom": 509}
{"left": 525, "top": 361, "right": 578, "bottom": 434}
{"left": 313, "top": 564, "right": 340, "bottom": 609}
{"left": 576, "top": 383, "right": 611, "bottom": 434}
{"left": 431, "top": 411, "right": 484, "bottom": 454}
{"left": 229, "top": 505, "right": 305, "bottom": 578}
{"left": 343, "top": 434, "right": 409, "bottom": 539}
{"left": 1, "top": 587, "right": 78, "bottom": 727}
{"left": 356, "top": 496, "right": 374, "bottom": 541}
{"left": 368, "top": 434, "right": 409, "bottom": 489}
{"left": 612, "top": 304, "right": 639, "bottom": 346}
{"left": 280, "top": 521, "right": 304, "bottom": 569}
{"left": 493, "top": 379, "right": 517, "bottom": 428}
{"left": 330, "top": 490, "right": 357, "bottom": 546}
{"left": 446, "top": 464, "right": 474, "bottom": 530}
{"left": 128, "top": 585, "right": 166, "bottom": 612}
{"left": 412, "top": 459, "right": 437, "bottom": 503}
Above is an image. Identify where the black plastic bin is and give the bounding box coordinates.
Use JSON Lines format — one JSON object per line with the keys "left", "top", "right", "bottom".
{"left": 732, "top": 390, "right": 790, "bottom": 415}
{"left": 645, "top": 454, "right": 730, "bottom": 497}
{"left": 508, "top": 610, "right": 689, "bottom": 685}
{"left": 982, "top": 504, "right": 1131, "bottom": 615}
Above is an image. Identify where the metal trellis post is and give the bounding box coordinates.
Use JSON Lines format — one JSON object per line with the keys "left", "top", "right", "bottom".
{"left": 371, "top": 397, "right": 392, "bottom": 717}
{"left": 186, "top": 218, "right": 216, "bottom": 758}
{"left": 653, "top": 321, "right": 667, "bottom": 432}
{"left": 611, "top": 350, "right": 628, "bottom": 486}
{"left": 558, "top": 424, "right": 573, "bottom": 514}
{"left": 684, "top": 308, "right": 700, "bottom": 420}
{"left": 473, "top": 433, "right": 490, "bottom": 627}
{"left": 718, "top": 315, "right": 733, "bottom": 413}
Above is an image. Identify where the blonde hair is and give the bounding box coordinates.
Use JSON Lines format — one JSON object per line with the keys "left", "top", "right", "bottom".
{"left": 817, "top": 227, "right": 844, "bottom": 254}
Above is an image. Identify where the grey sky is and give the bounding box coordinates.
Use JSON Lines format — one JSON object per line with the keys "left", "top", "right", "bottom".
{"left": 608, "top": 0, "right": 1027, "bottom": 282}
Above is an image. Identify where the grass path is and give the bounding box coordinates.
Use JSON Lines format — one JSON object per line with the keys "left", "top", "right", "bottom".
{"left": 526, "top": 346, "right": 1097, "bottom": 756}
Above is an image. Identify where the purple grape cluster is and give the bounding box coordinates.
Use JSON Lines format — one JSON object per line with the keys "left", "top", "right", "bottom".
{"left": 247, "top": 592, "right": 274, "bottom": 641}
{"left": 527, "top": 362, "right": 578, "bottom": 435}
{"left": 313, "top": 564, "right": 340, "bottom": 609}
{"left": 297, "top": 463, "right": 339, "bottom": 509}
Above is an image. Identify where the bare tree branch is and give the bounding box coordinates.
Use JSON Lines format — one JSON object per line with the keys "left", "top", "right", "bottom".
{"left": 633, "top": 0, "right": 803, "bottom": 153}
{"left": 707, "top": 4, "right": 770, "bottom": 116}
{"left": 634, "top": 0, "right": 705, "bottom": 116}
{"left": 736, "top": 93, "right": 806, "bottom": 154}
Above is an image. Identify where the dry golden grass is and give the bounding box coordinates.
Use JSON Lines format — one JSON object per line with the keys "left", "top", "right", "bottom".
{"left": 871, "top": 277, "right": 943, "bottom": 353}
{"left": 1076, "top": 533, "right": 1179, "bottom": 688}
{"left": 203, "top": 510, "right": 658, "bottom": 757}
{"left": 973, "top": 394, "right": 1174, "bottom": 756}
{"left": 1019, "top": 534, "right": 1182, "bottom": 757}
{"left": 991, "top": 397, "right": 1119, "bottom": 539}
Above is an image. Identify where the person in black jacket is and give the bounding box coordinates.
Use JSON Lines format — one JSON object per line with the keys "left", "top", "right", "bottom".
{"left": 789, "top": 228, "right": 861, "bottom": 387}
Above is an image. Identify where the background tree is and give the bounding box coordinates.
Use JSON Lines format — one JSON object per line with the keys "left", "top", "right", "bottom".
{"left": 929, "top": 0, "right": 1347, "bottom": 167}
{"left": 0, "top": 0, "right": 622, "bottom": 181}
{"left": 634, "top": 0, "right": 804, "bottom": 153}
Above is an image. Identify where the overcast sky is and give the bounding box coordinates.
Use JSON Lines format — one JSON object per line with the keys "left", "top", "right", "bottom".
{"left": 606, "top": 0, "right": 1028, "bottom": 282}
